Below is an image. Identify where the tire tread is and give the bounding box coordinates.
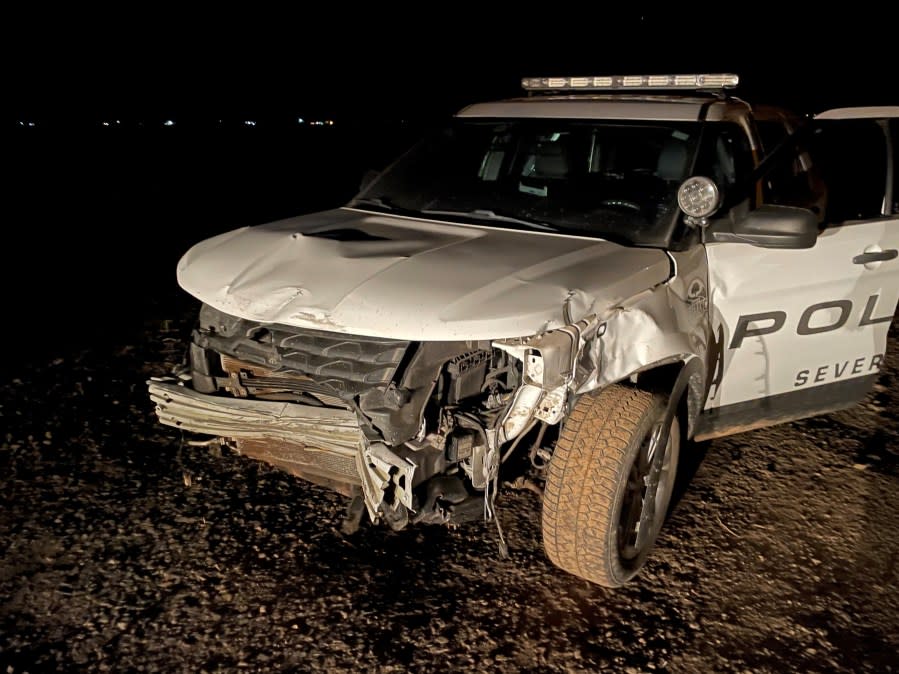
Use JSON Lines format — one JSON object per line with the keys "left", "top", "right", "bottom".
{"left": 542, "top": 385, "right": 656, "bottom": 587}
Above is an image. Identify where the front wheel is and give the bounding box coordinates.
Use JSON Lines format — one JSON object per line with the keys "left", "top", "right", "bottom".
{"left": 542, "top": 385, "right": 680, "bottom": 587}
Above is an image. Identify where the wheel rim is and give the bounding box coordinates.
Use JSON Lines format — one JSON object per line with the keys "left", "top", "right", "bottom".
{"left": 618, "top": 420, "right": 677, "bottom": 561}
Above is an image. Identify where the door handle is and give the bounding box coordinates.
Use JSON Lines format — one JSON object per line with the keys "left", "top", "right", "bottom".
{"left": 853, "top": 249, "right": 898, "bottom": 264}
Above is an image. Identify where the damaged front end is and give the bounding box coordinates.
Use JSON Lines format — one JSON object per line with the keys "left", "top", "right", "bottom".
{"left": 149, "top": 304, "right": 600, "bottom": 530}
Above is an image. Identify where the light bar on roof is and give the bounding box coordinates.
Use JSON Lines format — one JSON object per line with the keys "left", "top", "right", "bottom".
{"left": 521, "top": 73, "right": 739, "bottom": 92}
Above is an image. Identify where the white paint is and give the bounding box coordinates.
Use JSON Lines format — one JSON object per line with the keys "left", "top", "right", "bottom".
{"left": 705, "top": 217, "right": 899, "bottom": 408}
{"left": 456, "top": 97, "right": 742, "bottom": 122}
{"left": 177, "top": 208, "right": 670, "bottom": 341}
{"left": 815, "top": 106, "right": 899, "bottom": 120}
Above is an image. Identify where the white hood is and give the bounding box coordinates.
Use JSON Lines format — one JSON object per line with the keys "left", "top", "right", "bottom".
{"left": 176, "top": 208, "right": 671, "bottom": 340}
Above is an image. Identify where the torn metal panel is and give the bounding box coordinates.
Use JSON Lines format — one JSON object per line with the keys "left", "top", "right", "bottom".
{"left": 148, "top": 379, "right": 363, "bottom": 459}
{"left": 491, "top": 246, "right": 709, "bottom": 436}
{"left": 594, "top": 289, "right": 695, "bottom": 390}
{"left": 176, "top": 207, "right": 670, "bottom": 341}
{"left": 592, "top": 247, "right": 710, "bottom": 394}
{"left": 356, "top": 441, "right": 417, "bottom": 521}
{"left": 360, "top": 341, "right": 489, "bottom": 447}
{"left": 534, "top": 385, "right": 568, "bottom": 424}
{"left": 500, "top": 383, "right": 543, "bottom": 441}
{"left": 493, "top": 322, "right": 588, "bottom": 439}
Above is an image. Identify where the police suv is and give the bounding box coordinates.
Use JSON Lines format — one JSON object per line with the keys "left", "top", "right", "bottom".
{"left": 149, "top": 74, "right": 898, "bottom": 587}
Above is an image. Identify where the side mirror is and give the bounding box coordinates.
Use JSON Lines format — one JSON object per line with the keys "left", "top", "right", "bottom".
{"left": 705, "top": 204, "right": 818, "bottom": 249}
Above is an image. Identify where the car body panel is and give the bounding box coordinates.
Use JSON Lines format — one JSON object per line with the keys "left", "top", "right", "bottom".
{"left": 592, "top": 246, "right": 710, "bottom": 389}
{"left": 703, "top": 106, "right": 899, "bottom": 427}
{"left": 149, "top": 93, "right": 898, "bottom": 579}
{"left": 815, "top": 106, "right": 899, "bottom": 120}
{"left": 176, "top": 207, "right": 672, "bottom": 341}
{"left": 704, "top": 218, "right": 899, "bottom": 411}
{"left": 456, "top": 95, "right": 749, "bottom": 122}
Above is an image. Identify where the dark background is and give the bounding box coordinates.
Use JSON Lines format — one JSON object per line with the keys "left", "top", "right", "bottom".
{"left": 3, "top": 11, "right": 898, "bottom": 672}
{"left": 5, "top": 10, "right": 897, "bottom": 365}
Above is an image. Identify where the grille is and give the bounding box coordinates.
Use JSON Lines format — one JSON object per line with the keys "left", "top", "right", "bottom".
{"left": 195, "top": 321, "right": 410, "bottom": 398}
{"left": 219, "top": 355, "right": 347, "bottom": 407}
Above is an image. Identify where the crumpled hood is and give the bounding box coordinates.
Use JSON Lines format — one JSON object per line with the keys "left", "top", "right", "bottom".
{"left": 177, "top": 208, "right": 672, "bottom": 340}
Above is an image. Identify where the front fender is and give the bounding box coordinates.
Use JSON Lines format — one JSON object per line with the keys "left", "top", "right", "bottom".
{"left": 495, "top": 247, "right": 711, "bottom": 443}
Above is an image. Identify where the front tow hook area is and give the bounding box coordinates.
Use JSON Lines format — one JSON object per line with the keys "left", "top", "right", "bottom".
{"left": 416, "top": 476, "right": 485, "bottom": 526}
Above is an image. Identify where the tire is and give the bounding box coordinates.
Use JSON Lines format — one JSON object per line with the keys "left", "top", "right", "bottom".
{"left": 542, "top": 384, "right": 680, "bottom": 587}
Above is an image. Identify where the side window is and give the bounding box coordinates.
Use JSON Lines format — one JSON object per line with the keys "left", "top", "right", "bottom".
{"left": 761, "top": 133, "right": 826, "bottom": 218}
{"left": 808, "top": 119, "right": 889, "bottom": 223}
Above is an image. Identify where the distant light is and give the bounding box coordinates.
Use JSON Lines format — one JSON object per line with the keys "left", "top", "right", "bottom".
{"left": 297, "top": 117, "right": 305, "bottom": 124}
{"left": 312, "top": 120, "right": 324, "bottom": 126}
{"left": 326, "top": 119, "right": 334, "bottom": 126}
{"left": 102, "top": 121, "right": 110, "bottom": 127}
{"left": 163, "top": 119, "right": 175, "bottom": 127}
{"left": 18, "top": 120, "right": 36, "bottom": 127}
{"left": 244, "top": 120, "right": 256, "bottom": 126}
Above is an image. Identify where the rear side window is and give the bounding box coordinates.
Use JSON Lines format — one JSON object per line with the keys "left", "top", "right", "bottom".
{"left": 809, "top": 119, "right": 889, "bottom": 222}
{"left": 761, "top": 130, "right": 826, "bottom": 218}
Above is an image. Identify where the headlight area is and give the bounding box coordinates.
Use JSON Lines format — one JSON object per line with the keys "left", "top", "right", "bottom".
{"left": 493, "top": 318, "right": 599, "bottom": 442}
{"left": 149, "top": 305, "right": 606, "bottom": 535}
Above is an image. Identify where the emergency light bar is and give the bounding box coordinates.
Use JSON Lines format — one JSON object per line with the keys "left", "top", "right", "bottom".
{"left": 521, "top": 73, "right": 739, "bottom": 92}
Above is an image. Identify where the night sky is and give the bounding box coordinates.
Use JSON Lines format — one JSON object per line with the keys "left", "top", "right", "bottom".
{"left": 5, "top": 6, "right": 896, "bottom": 355}
{"left": 8, "top": 8, "right": 897, "bottom": 125}
{"left": 3, "top": 14, "right": 899, "bottom": 671}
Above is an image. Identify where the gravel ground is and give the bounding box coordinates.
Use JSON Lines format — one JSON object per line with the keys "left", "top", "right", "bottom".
{"left": 1, "top": 313, "right": 896, "bottom": 673}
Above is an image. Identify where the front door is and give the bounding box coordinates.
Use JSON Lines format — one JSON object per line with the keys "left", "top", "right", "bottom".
{"left": 698, "top": 107, "right": 899, "bottom": 439}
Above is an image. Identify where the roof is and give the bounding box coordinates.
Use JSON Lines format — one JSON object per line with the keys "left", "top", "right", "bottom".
{"left": 815, "top": 106, "right": 899, "bottom": 120}
{"left": 456, "top": 95, "right": 751, "bottom": 122}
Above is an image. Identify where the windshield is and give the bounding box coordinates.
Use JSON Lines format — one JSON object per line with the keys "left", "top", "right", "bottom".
{"left": 350, "top": 119, "right": 701, "bottom": 246}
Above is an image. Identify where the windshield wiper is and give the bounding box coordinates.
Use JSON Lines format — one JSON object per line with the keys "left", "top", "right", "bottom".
{"left": 351, "top": 196, "right": 396, "bottom": 211}
{"left": 353, "top": 201, "right": 559, "bottom": 232}
{"left": 351, "top": 197, "right": 430, "bottom": 219}
{"left": 420, "top": 208, "right": 558, "bottom": 232}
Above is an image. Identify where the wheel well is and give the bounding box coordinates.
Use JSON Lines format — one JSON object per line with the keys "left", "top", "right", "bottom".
{"left": 630, "top": 360, "right": 703, "bottom": 439}
{"left": 633, "top": 362, "right": 682, "bottom": 395}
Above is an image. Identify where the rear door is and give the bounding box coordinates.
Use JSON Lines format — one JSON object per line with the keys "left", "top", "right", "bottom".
{"left": 698, "top": 107, "right": 899, "bottom": 439}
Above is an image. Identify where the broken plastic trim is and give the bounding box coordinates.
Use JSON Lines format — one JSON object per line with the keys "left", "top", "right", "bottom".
{"left": 493, "top": 318, "right": 598, "bottom": 442}
{"left": 356, "top": 440, "right": 417, "bottom": 522}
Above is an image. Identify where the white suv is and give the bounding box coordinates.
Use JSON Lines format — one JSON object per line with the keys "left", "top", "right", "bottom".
{"left": 149, "top": 74, "right": 898, "bottom": 586}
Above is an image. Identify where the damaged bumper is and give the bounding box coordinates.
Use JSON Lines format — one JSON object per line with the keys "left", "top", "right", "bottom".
{"left": 149, "top": 380, "right": 421, "bottom": 519}
{"left": 148, "top": 380, "right": 363, "bottom": 488}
